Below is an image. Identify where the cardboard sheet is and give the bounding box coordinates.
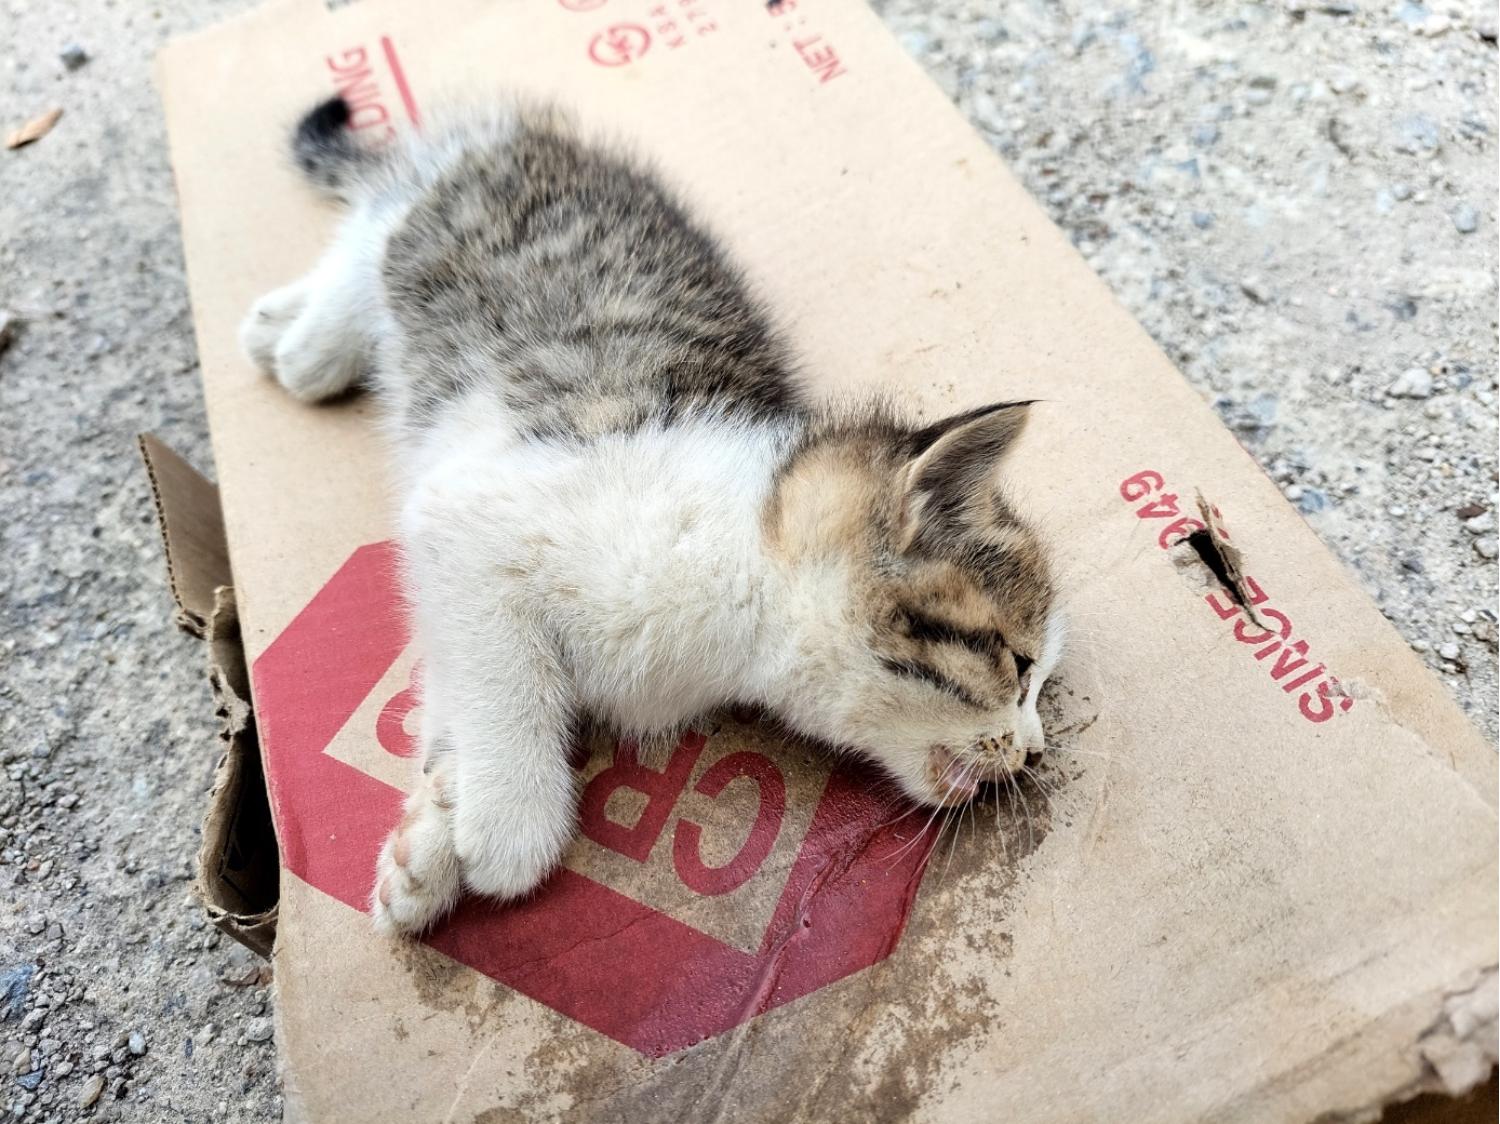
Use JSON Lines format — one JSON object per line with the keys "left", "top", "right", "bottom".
{"left": 155, "top": 0, "right": 1497, "bottom": 1119}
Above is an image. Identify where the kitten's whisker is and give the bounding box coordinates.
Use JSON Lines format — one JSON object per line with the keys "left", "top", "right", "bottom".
{"left": 884, "top": 797, "right": 950, "bottom": 868}
{"left": 1006, "top": 772, "right": 1037, "bottom": 855}
{"left": 872, "top": 802, "right": 922, "bottom": 833}
{"left": 917, "top": 808, "right": 953, "bottom": 874}
{"left": 1018, "top": 764, "right": 1059, "bottom": 819}
{"left": 938, "top": 764, "right": 980, "bottom": 886}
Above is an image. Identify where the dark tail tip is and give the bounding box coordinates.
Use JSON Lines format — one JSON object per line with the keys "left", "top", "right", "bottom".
{"left": 303, "top": 96, "right": 352, "bottom": 133}
{"left": 294, "top": 96, "right": 352, "bottom": 165}
{"left": 292, "top": 97, "right": 363, "bottom": 198}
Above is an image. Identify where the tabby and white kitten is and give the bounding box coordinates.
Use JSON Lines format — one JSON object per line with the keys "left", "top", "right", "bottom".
{"left": 240, "top": 97, "right": 1065, "bottom": 936}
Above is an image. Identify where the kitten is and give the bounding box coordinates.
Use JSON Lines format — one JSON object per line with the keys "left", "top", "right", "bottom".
{"left": 240, "top": 97, "right": 1065, "bottom": 936}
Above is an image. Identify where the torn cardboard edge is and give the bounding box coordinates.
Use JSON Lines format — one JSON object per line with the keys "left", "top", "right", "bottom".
{"left": 139, "top": 434, "right": 233, "bottom": 636}
{"left": 1333, "top": 965, "right": 1500, "bottom": 1123}
{"left": 139, "top": 434, "right": 279, "bottom": 958}
{"left": 1376, "top": 1069, "right": 1499, "bottom": 1124}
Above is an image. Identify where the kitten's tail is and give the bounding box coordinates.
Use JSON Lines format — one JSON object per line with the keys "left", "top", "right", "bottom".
{"left": 291, "top": 97, "right": 379, "bottom": 202}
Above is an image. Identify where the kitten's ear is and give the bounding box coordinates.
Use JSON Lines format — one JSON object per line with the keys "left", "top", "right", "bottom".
{"left": 896, "top": 401, "right": 1033, "bottom": 551}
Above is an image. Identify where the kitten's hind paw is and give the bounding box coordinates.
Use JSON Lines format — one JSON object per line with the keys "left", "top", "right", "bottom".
{"left": 370, "top": 772, "right": 463, "bottom": 938}
{"left": 238, "top": 279, "right": 365, "bottom": 403}
{"left": 239, "top": 282, "right": 308, "bottom": 375}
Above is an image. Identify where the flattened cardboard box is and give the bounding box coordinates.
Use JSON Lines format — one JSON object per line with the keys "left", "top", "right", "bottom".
{"left": 156, "top": 0, "right": 1498, "bottom": 1119}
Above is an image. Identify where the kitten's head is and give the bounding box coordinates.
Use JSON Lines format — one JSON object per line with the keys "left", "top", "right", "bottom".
{"left": 764, "top": 400, "right": 1064, "bottom": 808}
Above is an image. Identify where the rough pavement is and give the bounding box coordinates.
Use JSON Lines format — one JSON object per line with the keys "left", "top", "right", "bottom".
{"left": 1, "top": 0, "right": 1495, "bottom": 1119}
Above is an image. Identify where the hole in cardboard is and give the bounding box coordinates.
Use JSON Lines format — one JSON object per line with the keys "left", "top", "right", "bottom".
{"left": 1184, "top": 527, "right": 1243, "bottom": 605}
{"left": 1168, "top": 491, "right": 1265, "bottom": 627}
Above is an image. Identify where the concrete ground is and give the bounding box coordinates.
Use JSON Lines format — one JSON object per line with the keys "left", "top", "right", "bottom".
{"left": 1, "top": 0, "right": 1494, "bottom": 1119}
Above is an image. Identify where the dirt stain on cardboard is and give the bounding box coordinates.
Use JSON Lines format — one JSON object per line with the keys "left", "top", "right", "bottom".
{"left": 501, "top": 755, "right": 1069, "bottom": 1123}
{"left": 442, "top": 682, "right": 1099, "bottom": 1121}
{"left": 394, "top": 940, "right": 469, "bottom": 1013}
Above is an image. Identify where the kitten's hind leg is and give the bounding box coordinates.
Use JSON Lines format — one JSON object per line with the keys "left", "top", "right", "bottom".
{"left": 238, "top": 207, "right": 389, "bottom": 402}
{"left": 372, "top": 745, "right": 464, "bottom": 937}
{"left": 268, "top": 267, "right": 373, "bottom": 402}
{"left": 239, "top": 279, "right": 309, "bottom": 373}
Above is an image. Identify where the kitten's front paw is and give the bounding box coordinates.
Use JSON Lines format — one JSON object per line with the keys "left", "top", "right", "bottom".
{"left": 371, "top": 771, "right": 463, "bottom": 938}
{"left": 453, "top": 799, "right": 572, "bottom": 901}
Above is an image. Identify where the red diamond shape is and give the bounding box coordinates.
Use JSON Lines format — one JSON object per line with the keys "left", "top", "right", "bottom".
{"left": 253, "top": 542, "right": 935, "bottom": 1056}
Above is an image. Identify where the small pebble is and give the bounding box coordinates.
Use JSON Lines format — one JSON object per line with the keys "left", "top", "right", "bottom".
{"left": 59, "top": 44, "right": 89, "bottom": 70}
{"left": 126, "top": 1031, "right": 146, "bottom": 1057}
{"left": 79, "top": 1075, "right": 104, "bottom": 1109}
{"left": 1245, "top": 76, "right": 1277, "bottom": 105}
{"left": 1473, "top": 538, "right": 1498, "bottom": 560}
{"left": 1387, "top": 367, "right": 1434, "bottom": 399}
{"left": 1298, "top": 488, "right": 1328, "bottom": 514}
{"left": 1438, "top": 642, "right": 1461, "bottom": 662}
{"left": 1451, "top": 204, "right": 1479, "bottom": 234}
{"left": 1462, "top": 512, "right": 1495, "bottom": 534}
{"left": 12, "top": 1049, "right": 31, "bottom": 1076}
{"left": 244, "top": 1017, "right": 274, "bottom": 1044}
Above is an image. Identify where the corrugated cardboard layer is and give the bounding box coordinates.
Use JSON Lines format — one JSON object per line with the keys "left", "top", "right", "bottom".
{"left": 157, "top": 0, "right": 1497, "bottom": 1119}
{"left": 140, "top": 436, "right": 279, "bottom": 956}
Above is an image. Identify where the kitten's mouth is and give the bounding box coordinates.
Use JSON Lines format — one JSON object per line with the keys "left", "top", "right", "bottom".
{"left": 927, "top": 747, "right": 981, "bottom": 806}
{"left": 925, "top": 742, "right": 1043, "bottom": 806}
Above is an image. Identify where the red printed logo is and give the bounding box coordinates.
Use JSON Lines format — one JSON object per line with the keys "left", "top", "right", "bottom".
{"left": 253, "top": 543, "right": 936, "bottom": 1056}
{"left": 587, "top": 23, "right": 652, "bottom": 67}
{"left": 323, "top": 36, "right": 421, "bottom": 143}
{"left": 1117, "top": 471, "right": 1355, "bottom": 723}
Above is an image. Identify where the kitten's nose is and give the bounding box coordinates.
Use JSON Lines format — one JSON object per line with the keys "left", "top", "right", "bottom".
{"left": 971, "top": 734, "right": 1025, "bottom": 775}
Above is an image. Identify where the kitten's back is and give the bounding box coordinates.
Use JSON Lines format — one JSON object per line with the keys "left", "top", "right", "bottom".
{"left": 295, "top": 99, "right": 805, "bottom": 442}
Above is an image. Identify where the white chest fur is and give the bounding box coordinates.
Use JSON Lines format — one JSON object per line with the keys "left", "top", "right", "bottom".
{"left": 398, "top": 402, "right": 798, "bottom": 735}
